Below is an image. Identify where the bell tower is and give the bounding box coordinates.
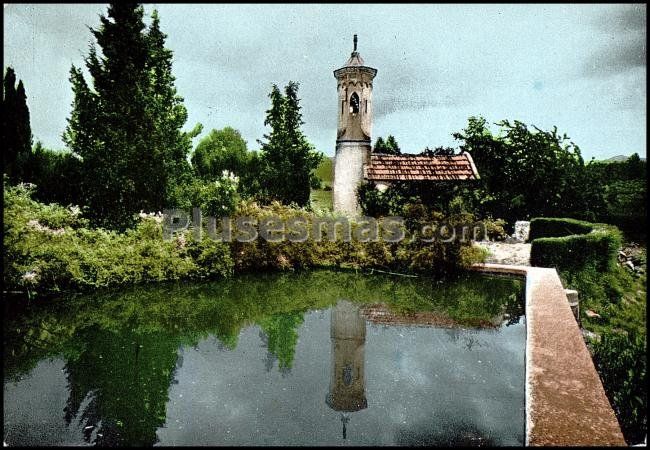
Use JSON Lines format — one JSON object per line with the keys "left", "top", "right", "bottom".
{"left": 326, "top": 300, "right": 368, "bottom": 440}
{"left": 332, "top": 35, "right": 377, "bottom": 215}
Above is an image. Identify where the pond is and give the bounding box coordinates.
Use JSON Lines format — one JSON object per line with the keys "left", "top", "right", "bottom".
{"left": 3, "top": 269, "right": 526, "bottom": 446}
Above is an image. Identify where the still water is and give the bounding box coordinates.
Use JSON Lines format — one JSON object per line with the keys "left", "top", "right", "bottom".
{"left": 3, "top": 270, "right": 525, "bottom": 446}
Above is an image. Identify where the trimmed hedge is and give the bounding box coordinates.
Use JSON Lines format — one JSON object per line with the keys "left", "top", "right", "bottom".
{"left": 528, "top": 217, "right": 595, "bottom": 241}
{"left": 529, "top": 218, "right": 622, "bottom": 273}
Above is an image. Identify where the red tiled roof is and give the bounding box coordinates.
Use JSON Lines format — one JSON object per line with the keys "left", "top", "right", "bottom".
{"left": 364, "top": 152, "right": 480, "bottom": 182}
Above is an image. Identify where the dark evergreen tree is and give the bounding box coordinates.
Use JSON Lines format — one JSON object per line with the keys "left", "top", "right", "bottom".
{"left": 420, "top": 146, "right": 456, "bottom": 156}
{"left": 258, "top": 82, "right": 323, "bottom": 206}
{"left": 145, "top": 10, "right": 195, "bottom": 204}
{"left": 22, "top": 141, "right": 83, "bottom": 207}
{"left": 373, "top": 134, "right": 400, "bottom": 155}
{"left": 63, "top": 4, "right": 194, "bottom": 229}
{"left": 2, "top": 67, "right": 32, "bottom": 181}
{"left": 373, "top": 136, "right": 385, "bottom": 153}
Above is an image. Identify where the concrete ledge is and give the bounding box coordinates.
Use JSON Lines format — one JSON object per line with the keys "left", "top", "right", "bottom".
{"left": 471, "top": 263, "right": 626, "bottom": 446}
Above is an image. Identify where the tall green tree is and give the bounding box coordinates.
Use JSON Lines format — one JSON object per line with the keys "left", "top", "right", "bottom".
{"left": 191, "top": 127, "right": 250, "bottom": 179}
{"left": 453, "top": 116, "right": 590, "bottom": 223}
{"left": 2, "top": 67, "right": 32, "bottom": 181}
{"left": 63, "top": 4, "right": 194, "bottom": 229}
{"left": 22, "top": 141, "right": 83, "bottom": 206}
{"left": 258, "top": 82, "right": 323, "bottom": 206}
{"left": 373, "top": 134, "right": 401, "bottom": 154}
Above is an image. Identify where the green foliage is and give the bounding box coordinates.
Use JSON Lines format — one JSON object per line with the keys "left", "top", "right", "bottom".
{"left": 229, "top": 200, "right": 482, "bottom": 276}
{"left": 474, "top": 218, "right": 507, "bottom": 241}
{"left": 3, "top": 182, "right": 233, "bottom": 294}
{"left": 63, "top": 5, "right": 195, "bottom": 230}
{"left": 21, "top": 142, "right": 84, "bottom": 206}
{"left": 4, "top": 179, "right": 486, "bottom": 296}
{"left": 590, "top": 329, "right": 647, "bottom": 444}
{"left": 528, "top": 217, "right": 595, "bottom": 241}
{"left": 309, "top": 188, "right": 333, "bottom": 212}
{"left": 373, "top": 135, "right": 401, "bottom": 155}
{"left": 357, "top": 181, "right": 413, "bottom": 217}
{"left": 314, "top": 156, "right": 333, "bottom": 187}
{"left": 171, "top": 172, "right": 240, "bottom": 217}
{"left": 258, "top": 82, "right": 323, "bottom": 207}
{"left": 191, "top": 127, "right": 252, "bottom": 180}
{"left": 599, "top": 178, "right": 647, "bottom": 240}
{"left": 420, "top": 146, "right": 456, "bottom": 156}
{"left": 357, "top": 176, "right": 484, "bottom": 220}
{"left": 453, "top": 117, "right": 591, "bottom": 223}
{"left": 530, "top": 221, "right": 621, "bottom": 273}
{"left": 3, "top": 66, "right": 32, "bottom": 182}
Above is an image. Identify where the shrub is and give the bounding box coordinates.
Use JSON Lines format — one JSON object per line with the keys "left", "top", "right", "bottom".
{"left": 3, "top": 183, "right": 233, "bottom": 294}
{"left": 472, "top": 217, "right": 507, "bottom": 241}
{"left": 170, "top": 172, "right": 240, "bottom": 216}
{"left": 530, "top": 229, "right": 621, "bottom": 273}
{"left": 528, "top": 217, "right": 594, "bottom": 241}
{"left": 228, "top": 200, "right": 481, "bottom": 276}
{"left": 590, "top": 329, "right": 647, "bottom": 444}
{"left": 4, "top": 181, "right": 484, "bottom": 295}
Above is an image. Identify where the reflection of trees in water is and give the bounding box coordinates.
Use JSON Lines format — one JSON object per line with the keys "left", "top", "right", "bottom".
{"left": 443, "top": 328, "right": 485, "bottom": 351}
{"left": 394, "top": 420, "right": 496, "bottom": 447}
{"left": 258, "top": 330, "right": 278, "bottom": 372}
{"left": 4, "top": 270, "right": 526, "bottom": 446}
{"left": 257, "top": 312, "right": 305, "bottom": 374}
{"left": 62, "top": 325, "right": 180, "bottom": 446}
{"left": 463, "top": 333, "right": 483, "bottom": 352}
{"left": 502, "top": 292, "right": 525, "bottom": 327}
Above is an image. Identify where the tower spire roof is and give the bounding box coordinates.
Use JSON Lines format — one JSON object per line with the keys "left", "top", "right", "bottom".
{"left": 344, "top": 34, "right": 365, "bottom": 67}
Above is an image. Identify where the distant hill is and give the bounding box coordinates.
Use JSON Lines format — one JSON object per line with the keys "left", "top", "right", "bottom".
{"left": 315, "top": 156, "right": 334, "bottom": 186}
{"left": 603, "top": 155, "right": 646, "bottom": 163}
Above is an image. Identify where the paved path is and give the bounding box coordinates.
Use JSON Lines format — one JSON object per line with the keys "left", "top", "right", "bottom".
{"left": 475, "top": 241, "right": 531, "bottom": 266}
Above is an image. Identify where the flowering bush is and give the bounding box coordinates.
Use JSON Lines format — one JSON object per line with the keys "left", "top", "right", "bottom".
{"left": 3, "top": 183, "right": 233, "bottom": 294}
{"left": 229, "top": 200, "right": 484, "bottom": 275}
{"left": 3, "top": 180, "right": 484, "bottom": 296}
{"left": 170, "top": 171, "right": 240, "bottom": 217}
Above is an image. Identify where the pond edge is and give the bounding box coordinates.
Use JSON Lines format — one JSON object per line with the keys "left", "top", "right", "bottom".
{"left": 470, "top": 263, "right": 626, "bottom": 447}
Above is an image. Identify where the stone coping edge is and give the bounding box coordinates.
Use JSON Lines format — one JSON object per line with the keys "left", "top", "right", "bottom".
{"left": 470, "top": 263, "right": 626, "bottom": 446}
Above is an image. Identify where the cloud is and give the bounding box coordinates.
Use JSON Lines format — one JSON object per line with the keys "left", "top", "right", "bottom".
{"left": 583, "top": 4, "right": 646, "bottom": 77}
{"left": 594, "top": 3, "right": 646, "bottom": 32}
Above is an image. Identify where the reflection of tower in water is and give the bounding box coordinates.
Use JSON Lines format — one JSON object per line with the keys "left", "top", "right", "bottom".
{"left": 326, "top": 300, "right": 367, "bottom": 439}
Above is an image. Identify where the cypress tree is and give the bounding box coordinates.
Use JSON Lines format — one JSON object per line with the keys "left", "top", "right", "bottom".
{"left": 63, "top": 4, "right": 193, "bottom": 229}
{"left": 258, "top": 81, "right": 322, "bottom": 206}
{"left": 373, "top": 135, "right": 400, "bottom": 155}
{"left": 2, "top": 67, "right": 32, "bottom": 181}
{"left": 145, "top": 9, "right": 193, "bottom": 203}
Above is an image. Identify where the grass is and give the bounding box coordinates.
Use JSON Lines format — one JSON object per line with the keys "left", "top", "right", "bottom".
{"left": 310, "top": 188, "right": 332, "bottom": 211}
{"left": 314, "top": 156, "right": 333, "bottom": 188}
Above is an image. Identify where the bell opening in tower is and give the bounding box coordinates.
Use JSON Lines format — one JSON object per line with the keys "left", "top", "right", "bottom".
{"left": 350, "top": 92, "right": 360, "bottom": 114}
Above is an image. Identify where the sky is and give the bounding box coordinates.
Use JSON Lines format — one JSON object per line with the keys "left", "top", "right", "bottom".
{"left": 3, "top": 3, "right": 647, "bottom": 160}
